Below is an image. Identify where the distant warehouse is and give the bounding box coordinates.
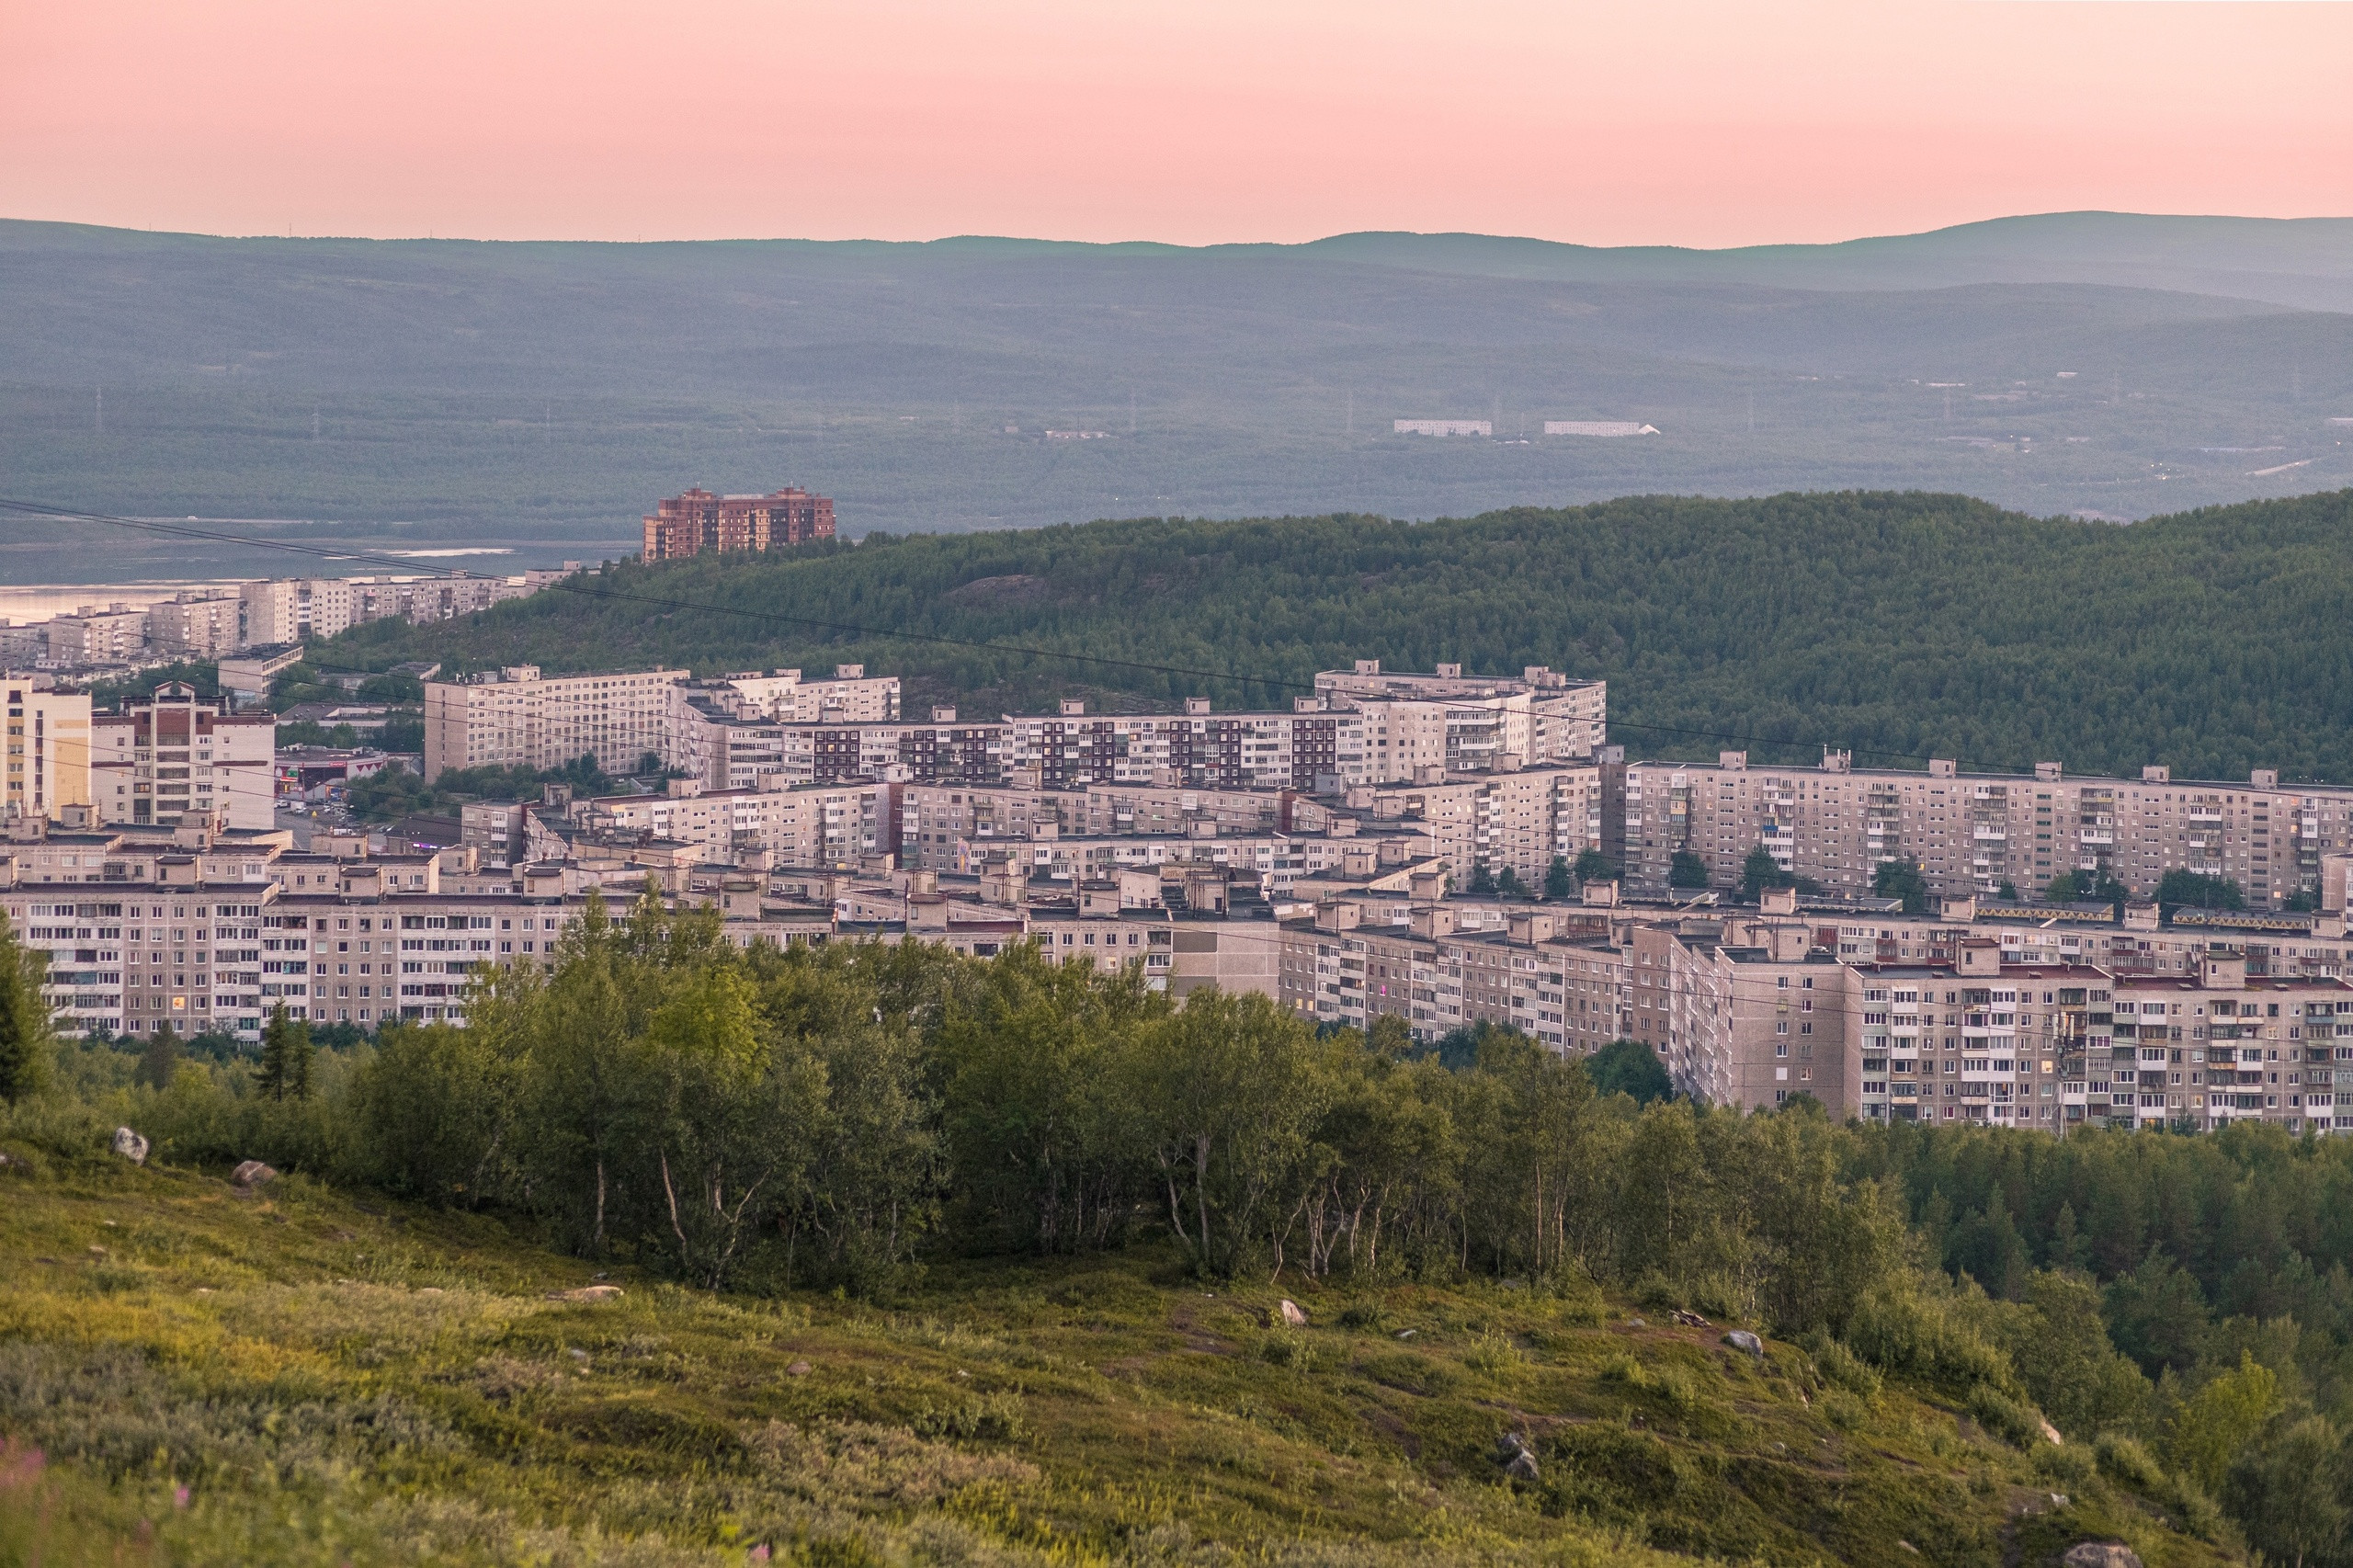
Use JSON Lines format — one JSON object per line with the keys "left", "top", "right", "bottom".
{"left": 643, "top": 486, "right": 835, "bottom": 562}
{"left": 1394, "top": 419, "right": 1491, "bottom": 437}
{"left": 1544, "top": 421, "right": 1659, "bottom": 437}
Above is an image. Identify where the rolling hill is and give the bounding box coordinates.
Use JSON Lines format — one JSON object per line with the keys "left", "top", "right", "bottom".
{"left": 3, "top": 213, "right": 2350, "bottom": 542}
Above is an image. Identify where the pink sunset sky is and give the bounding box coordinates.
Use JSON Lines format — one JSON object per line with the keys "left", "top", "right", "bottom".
{"left": 4, "top": 0, "right": 2348, "bottom": 249}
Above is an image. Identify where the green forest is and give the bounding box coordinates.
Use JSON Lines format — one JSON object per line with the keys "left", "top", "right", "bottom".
{"left": 328, "top": 485, "right": 2353, "bottom": 784}
{"left": 9, "top": 902, "right": 2353, "bottom": 1563}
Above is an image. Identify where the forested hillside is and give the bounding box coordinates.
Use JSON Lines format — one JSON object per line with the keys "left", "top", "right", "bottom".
{"left": 333, "top": 486, "right": 2353, "bottom": 784}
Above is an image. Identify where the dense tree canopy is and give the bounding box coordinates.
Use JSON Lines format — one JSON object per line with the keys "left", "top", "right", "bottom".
{"left": 324, "top": 488, "right": 2353, "bottom": 782}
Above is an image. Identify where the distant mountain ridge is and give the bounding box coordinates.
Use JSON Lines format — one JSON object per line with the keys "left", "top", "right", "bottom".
{"left": 2, "top": 211, "right": 2348, "bottom": 534}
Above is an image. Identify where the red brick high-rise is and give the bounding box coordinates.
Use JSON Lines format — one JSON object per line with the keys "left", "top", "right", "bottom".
{"left": 642, "top": 487, "right": 835, "bottom": 562}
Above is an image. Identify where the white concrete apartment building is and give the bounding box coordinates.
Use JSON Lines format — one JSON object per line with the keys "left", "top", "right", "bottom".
{"left": 147, "top": 594, "right": 244, "bottom": 659}
{"left": 575, "top": 780, "right": 899, "bottom": 869}
{"left": 2, "top": 682, "right": 92, "bottom": 823}
{"left": 90, "top": 683, "right": 276, "bottom": 831}
{"left": 1278, "top": 905, "right": 1617, "bottom": 1051}
{"left": 2109, "top": 954, "right": 2353, "bottom": 1136}
{"left": 423, "top": 665, "right": 687, "bottom": 781}
{"left": 1359, "top": 765, "right": 1604, "bottom": 886}
{"left": 698, "top": 666, "right": 902, "bottom": 724}
{"left": 241, "top": 578, "right": 359, "bottom": 644}
{"left": 1620, "top": 750, "right": 2353, "bottom": 905}
{"left": 47, "top": 605, "right": 148, "bottom": 665}
{"left": 1314, "top": 661, "right": 1608, "bottom": 774}
{"left": 897, "top": 780, "right": 1343, "bottom": 875}
{"left": 1636, "top": 915, "right": 1850, "bottom": 1115}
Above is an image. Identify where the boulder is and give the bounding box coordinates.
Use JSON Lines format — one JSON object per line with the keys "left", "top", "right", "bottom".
{"left": 546, "top": 1284, "right": 624, "bottom": 1303}
{"left": 1723, "top": 1330, "right": 1765, "bottom": 1358}
{"left": 1505, "top": 1449, "right": 1540, "bottom": 1482}
{"left": 1278, "top": 1298, "right": 1308, "bottom": 1327}
{"left": 112, "top": 1127, "right": 149, "bottom": 1165}
{"left": 1496, "top": 1431, "right": 1529, "bottom": 1460}
{"left": 230, "top": 1160, "right": 278, "bottom": 1187}
{"left": 2040, "top": 1417, "right": 2064, "bottom": 1446}
{"left": 2061, "top": 1546, "right": 2143, "bottom": 1568}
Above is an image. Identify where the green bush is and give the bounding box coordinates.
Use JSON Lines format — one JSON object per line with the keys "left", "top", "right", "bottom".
{"left": 1965, "top": 1383, "right": 2044, "bottom": 1449}
{"left": 1807, "top": 1336, "right": 1882, "bottom": 1400}
{"left": 2094, "top": 1432, "right": 2167, "bottom": 1493}
{"left": 1845, "top": 1288, "right": 2013, "bottom": 1397}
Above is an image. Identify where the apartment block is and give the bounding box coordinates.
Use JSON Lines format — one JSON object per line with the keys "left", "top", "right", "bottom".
{"left": 2, "top": 682, "right": 92, "bottom": 821}
{"left": 1314, "top": 661, "right": 1608, "bottom": 772}
{"left": 1621, "top": 750, "right": 2353, "bottom": 905}
{"left": 698, "top": 666, "right": 900, "bottom": 724}
{"left": 91, "top": 683, "right": 276, "bottom": 830}
{"left": 1359, "top": 765, "right": 1603, "bottom": 885}
{"left": 1638, "top": 916, "right": 1849, "bottom": 1115}
{"left": 146, "top": 594, "right": 244, "bottom": 659}
{"left": 998, "top": 699, "right": 1352, "bottom": 791}
{"left": 423, "top": 665, "right": 687, "bottom": 781}
{"left": 240, "top": 578, "right": 358, "bottom": 644}
{"left": 2109, "top": 955, "right": 2353, "bottom": 1134}
{"left": 642, "top": 487, "right": 835, "bottom": 562}
{"left": 574, "top": 780, "right": 895, "bottom": 869}
{"left": 47, "top": 605, "right": 148, "bottom": 665}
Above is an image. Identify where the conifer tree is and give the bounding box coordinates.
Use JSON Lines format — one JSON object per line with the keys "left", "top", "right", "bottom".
{"left": 289, "top": 1015, "right": 316, "bottom": 1102}
{"left": 135, "top": 1020, "right": 182, "bottom": 1090}
{"left": 0, "top": 911, "right": 51, "bottom": 1104}
{"left": 259, "top": 1004, "right": 294, "bottom": 1101}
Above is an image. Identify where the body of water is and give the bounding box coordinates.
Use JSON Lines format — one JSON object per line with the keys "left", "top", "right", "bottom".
{"left": 0, "top": 524, "right": 640, "bottom": 615}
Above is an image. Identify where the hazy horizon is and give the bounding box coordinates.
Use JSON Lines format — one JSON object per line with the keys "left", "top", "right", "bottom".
{"left": 8, "top": 1, "right": 2350, "bottom": 248}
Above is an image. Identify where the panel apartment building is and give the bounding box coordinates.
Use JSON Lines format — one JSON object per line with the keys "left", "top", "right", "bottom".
{"left": 2, "top": 681, "right": 91, "bottom": 822}
{"left": 642, "top": 487, "right": 835, "bottom": 562}
{"left": 688, "top": 663, "right": 1610, "bottom": 796}
{"left": 424, "top": 665, "right": 688, "bottom": 781}
{"left": 90, "top": 682, "right": 277, "bottom": 831}
{"left": 1620, "top": 749, "right": 2352, "bottom": 905}
{"left": 1315, "top": 660, "right": 1608, "bottom": 774}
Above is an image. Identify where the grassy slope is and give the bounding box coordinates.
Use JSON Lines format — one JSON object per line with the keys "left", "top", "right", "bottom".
{"left": 0, "top": 1152, "right": 2229, "bottom": 1568}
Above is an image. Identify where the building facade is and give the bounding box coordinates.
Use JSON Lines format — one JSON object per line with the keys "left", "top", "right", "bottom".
{"left": 642, "top": 487, "right": 836, "bottom": 562}
{"left": 1620, "top": 751, "right": 2350, "bottom": 906}
{"left": 91, "top": 683, "right": 276, "bottom": 830}
{"left": 423, "top": 665, "right": 687, "bottom": 781}
{"left": 2, "top": 682, "right": 92, "bottom": 822}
